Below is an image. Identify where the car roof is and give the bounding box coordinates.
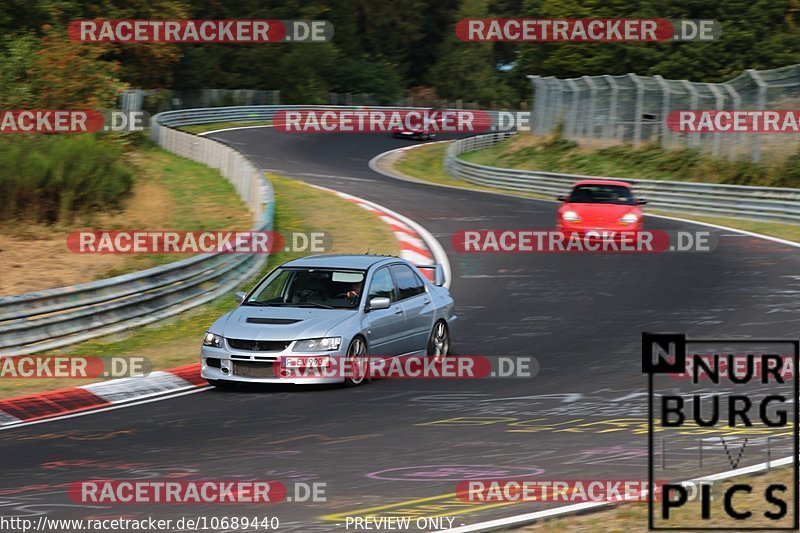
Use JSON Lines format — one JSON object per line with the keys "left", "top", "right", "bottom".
{"left": 573, "top": 179, "right": 632, "bottom": 188}
{"left": 282, "top": 254, "right": 400, "bottom": 270}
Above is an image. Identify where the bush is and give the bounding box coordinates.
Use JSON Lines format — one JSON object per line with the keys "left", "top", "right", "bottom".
{"left": 0, "top": 134, "right": 134, "bottom": 223}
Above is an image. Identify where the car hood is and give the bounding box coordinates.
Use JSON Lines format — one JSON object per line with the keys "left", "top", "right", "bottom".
{"left": 563, "top": 203, "right": 638, "bottom": 226}
{"left": 212, "top": 306, "right": 355, "bottom": 341}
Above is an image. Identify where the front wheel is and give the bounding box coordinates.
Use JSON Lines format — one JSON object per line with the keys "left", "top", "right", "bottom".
{"left": 427, "top": 321, "right": 450, "bottom": 364}
{"left": 344, "top": 337, "right": 369, "bottom": 387}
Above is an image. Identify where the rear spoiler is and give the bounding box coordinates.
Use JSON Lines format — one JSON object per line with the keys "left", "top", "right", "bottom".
{"left": 416, "top": 264, "right": 445, "bottom": 287}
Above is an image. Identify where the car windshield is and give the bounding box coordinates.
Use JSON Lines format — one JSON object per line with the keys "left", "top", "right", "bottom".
{"left": 244, "top": 268, "right": 366, "bottom": 309}
{"left": 568, "top": 184, "right": 635, "bottom": 205}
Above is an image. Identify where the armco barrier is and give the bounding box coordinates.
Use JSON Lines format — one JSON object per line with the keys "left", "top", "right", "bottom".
{"left": 0, "top": 111, "right": 274, "bottom": 356}
{"left": 443, "top": 133, "right": 800, "bottom": 225}
{"left": 1, "top": 105, "right": 500, "bottom": 356}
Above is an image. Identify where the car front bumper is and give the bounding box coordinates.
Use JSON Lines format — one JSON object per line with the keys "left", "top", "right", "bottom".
{"left": 201, "top": 345, "right": 347, "bottom": 385}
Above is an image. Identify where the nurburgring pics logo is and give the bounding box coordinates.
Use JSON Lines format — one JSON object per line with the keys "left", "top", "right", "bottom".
{"left": 456, "top": 19, "right": 721, "bottom": 42}
{"left": 643, "top": 333, "right": 799, "bottom": 529}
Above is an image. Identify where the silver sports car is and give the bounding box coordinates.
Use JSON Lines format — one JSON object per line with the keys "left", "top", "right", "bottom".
{"left": 201, "top": 254, "right": 456, "bottom": 387}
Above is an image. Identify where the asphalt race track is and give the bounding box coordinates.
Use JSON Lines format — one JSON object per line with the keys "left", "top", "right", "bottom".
{"left": 3, "top": 130, "right": 800, "bottom": 531}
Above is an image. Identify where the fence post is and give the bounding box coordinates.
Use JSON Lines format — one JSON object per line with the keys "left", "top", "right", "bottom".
{"left": 707, "top": 83, "right": 725, "bottom": 158}
{"left": 566, "top": 79, "right": 580, "bottom": 138}
{"left": 528, "top": 75, "right": 547, "bottom": 135}
{"left": 604, "top": 75, "right": 619, "bottom": 142}
{"left": 747, "top": 69, "right": 767, "bottom": 162}
{"left": 723, "top": 83, "right": 741, "bottom": 159}
{"left": 629, "top": 73, "right": 644, "bottom": 146}
{"left": 653, "top": 75, "right": 671, "bottom": 149}
{"left": 681, "top": 80, "right": 700, "bottom": 149}
{"left": 583, "top": 76, "right": 598, "bottom": 139}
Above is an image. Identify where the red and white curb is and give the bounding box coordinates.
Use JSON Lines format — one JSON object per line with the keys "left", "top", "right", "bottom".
{"left": 330, "top": 190, "right": 435, "bottom": 267}
{"left": 0, "top": 363, "right": 204, "bottom": 427}
{"left": 0, "top": 188, "right": 450, "bottom": 428}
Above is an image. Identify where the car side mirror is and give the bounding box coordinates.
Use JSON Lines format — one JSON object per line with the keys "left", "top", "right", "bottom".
{"left": 235, "top": 291, "right": 247, "bottom": 304}
{"left": 557, "top": 195, "right": 567, "bottom": 202}
{"left": 367, "top": 297, "right": 391, "bottom": 311}
{"left": 636, "top": 199, "right": 648, "bottom": 205}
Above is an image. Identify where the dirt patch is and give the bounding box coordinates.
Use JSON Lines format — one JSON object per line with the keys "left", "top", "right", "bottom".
{"left": 0, "top": 181, "right": 174, "bottom": 296}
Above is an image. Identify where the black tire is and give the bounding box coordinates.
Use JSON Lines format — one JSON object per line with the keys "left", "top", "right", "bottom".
{"left": 427, "top": 321, "right": 450, "bottom": 363}
{"left": 343, "top": 337, "right": 370, "bottom": 387}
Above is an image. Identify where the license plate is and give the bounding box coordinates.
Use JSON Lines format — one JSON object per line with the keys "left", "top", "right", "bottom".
{"left": 283, "top": 356, "right": 331, "bottom": 368}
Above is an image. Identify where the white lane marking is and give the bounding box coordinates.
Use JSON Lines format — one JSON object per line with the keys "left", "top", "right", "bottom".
{"left": 440, "top": 454, "right": 800, "bottom": 532}
{"left": 0, "top": 387, "right": 210, "bottom": 431}
{"left": 81, "top": 371, "right": 195, "bottom": 403}
{"left": 198, "top": 124, "right": 274, "bottom": 136}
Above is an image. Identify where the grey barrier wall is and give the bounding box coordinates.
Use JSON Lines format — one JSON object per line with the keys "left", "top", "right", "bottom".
{"left": 0, "top": 111, "right": 274, "bottom": 356}
{"left": 444, "top": 132, "right": 800, "bottom": 225}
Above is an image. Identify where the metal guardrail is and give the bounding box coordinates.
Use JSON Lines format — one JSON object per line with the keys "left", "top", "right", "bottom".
{"left": 444, "top": 133, "right": 800, "bottom": 225}
{"left": 0, "top": 111, "right": 274, "bottom": 356}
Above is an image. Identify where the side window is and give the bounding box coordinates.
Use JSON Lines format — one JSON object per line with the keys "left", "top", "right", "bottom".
{"left": 367, "top": 267, "right": 395, "bottom": 302}
{"left": 390, "top": 264, "right": 425, "bottom": 300}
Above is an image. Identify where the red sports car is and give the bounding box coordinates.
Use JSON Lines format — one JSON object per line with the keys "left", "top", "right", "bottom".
{"left": 556, "top": 180, "right": 647, "bottom": 235}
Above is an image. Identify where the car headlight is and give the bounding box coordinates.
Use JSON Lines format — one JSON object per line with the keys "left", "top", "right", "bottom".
{"left": 619, "top": 213, "right": 639, "bottom": 224}
{"left": 562, "top": 210, "right": 581, "bottom": 222}
{"left": 293, "top": 337, "right": 342, "bottom": 352}
{"left": 203, "top": 332, "right": 223, "bottom": 348}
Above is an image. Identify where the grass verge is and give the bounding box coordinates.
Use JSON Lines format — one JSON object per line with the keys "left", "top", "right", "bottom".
{"left": 176, "top": 121, "right": 272, "bottom": 135}
{"left": 0, "top": 143, "right": 253, "bottom": 295}
{"left": 461, "top": 133, "right": 800, "bottom": 188}
{"left": 391, "top": 143, "right": 800, "bottom": 244}
{"left": 0, "top": 174, "right": 399, "bottom": 398}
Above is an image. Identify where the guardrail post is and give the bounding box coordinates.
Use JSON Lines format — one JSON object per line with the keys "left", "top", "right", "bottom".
{"left": 747, "top": 69, "right": 767, "bottom": 162}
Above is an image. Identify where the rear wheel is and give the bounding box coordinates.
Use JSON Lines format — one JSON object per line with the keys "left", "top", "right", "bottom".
{"left": 427, "top": 321, "right": 450, "bottom": 363}
{"left": 344, "top": 337, "right": 369, "bottom": 387}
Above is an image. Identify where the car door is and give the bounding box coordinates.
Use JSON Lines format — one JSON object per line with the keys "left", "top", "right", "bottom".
{"left": 363, "top": 266, "right": 406, "bottom": 357}
{"left": 390, "top": 264, "right": 434, "bottom": 355}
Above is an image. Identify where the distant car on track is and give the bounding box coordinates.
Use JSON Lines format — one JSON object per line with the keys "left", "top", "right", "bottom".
{"left": 392, "top": 127, "right": 437, "bottom": 141}
{"left": 556, "top": 180, "right": 647, "bottom": 234}
{"left": 201, "top": 254, "right": 456, "bottom": 387}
